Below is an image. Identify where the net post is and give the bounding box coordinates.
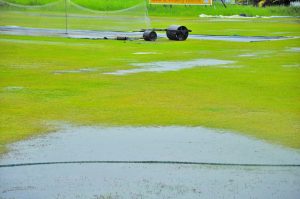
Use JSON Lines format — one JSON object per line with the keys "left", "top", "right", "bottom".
{"left": 64, "top": 0, "right": 68, "bottom": 34}
{"left": 144, "top": 0, "right": 151, "bottom": 29}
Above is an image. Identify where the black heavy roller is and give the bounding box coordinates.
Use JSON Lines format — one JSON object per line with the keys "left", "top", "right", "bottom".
{"left": 166, "top": 25, "right": 190, "bottom": 41}
{"left": 143, "top": 30, "right": 157, "bottom": 41}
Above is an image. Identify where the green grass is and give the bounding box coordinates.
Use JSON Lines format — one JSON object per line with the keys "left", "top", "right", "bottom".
{"left": 5, "top": 0, "right": 142, "bottom": 9}
{"left": 0, "top": 22, "right": 299, "bottom": 153}
{"left": 72, "top": 0, "right": 143, "bottom": 11}
{"left": 5, "top": 0, "right": 56, "bottom": 5}
{"left": 1, "top": 7, "right": 300, "bottom": 36}
{"left": 0, "top": 1, "right": 299, "bottom": 154}
{"left": 151, "top": 17, "right": 300, "bottom": 36}
{"left": 3, "top": 0, "right": 300, "bottom": 16}
{"left": 147, "top": 3, "right": 300, "bottom": 17}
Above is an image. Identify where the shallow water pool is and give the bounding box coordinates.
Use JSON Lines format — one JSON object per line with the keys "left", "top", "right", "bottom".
{"left": 1, "top": 126, "right": 299, "bottom": 199}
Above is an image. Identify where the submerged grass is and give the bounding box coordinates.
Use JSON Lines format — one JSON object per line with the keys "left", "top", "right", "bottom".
{"left": 0, "top": 21, "right": 299, "bottom": 153}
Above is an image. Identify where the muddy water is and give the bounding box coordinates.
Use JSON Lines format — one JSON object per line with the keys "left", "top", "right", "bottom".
{"left": 0, "top": 126, "right": 300, "bottom": 199}
{"left": 104, "top": 59, "right": 235, "bottom": 75}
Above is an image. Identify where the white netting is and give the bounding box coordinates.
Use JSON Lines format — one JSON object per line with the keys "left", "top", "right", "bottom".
{"left": 0, "top": 0, "right": 151, "bottom": 32}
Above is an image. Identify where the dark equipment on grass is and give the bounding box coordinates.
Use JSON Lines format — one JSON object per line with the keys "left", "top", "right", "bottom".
{"left": 116, "top": 36, "right": 130, "bottom": 40}
{"left": 94, "top": 25, "right": 191, "bottom": 42}
{"left": 166, "top": 25, "right": 190, "bottom": 41}
{"left": 140, "top": 25, "right": 192, "bottom": 41}
{"left": 143, "top": 30, "right": 158, "bottom": 41}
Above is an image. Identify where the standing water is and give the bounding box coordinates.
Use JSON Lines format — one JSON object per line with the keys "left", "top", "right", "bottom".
{"left": 1, "top": 126, "right": 299, "bottom": 199}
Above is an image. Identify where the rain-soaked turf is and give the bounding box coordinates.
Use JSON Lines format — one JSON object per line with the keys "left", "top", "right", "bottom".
{"left": 1, "top": 126, "right": 300, "bottom": 199}
{"left": 1, "top": 26, "right": 295, "bottom": 42}
{"left": 0, "top": 17, "right": 300, "bottom": 153}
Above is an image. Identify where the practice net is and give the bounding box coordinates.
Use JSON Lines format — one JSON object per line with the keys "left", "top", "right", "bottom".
{"left": 0, "top": 0, "right": 151, "bottom": 33}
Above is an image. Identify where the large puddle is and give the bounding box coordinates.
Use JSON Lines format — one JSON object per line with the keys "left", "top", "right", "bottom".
{"left": 0, "top": 26, "right": 296, "bottom": 42}
{"left": 104, "top": 59, "right": 236, "bottom": 75}
{"left": 0, "top": 126, "right": 300, "bottom": 199}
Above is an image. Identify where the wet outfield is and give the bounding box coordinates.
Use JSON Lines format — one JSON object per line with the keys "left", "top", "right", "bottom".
{"left": 103, "top": 59, "right": 236, "bottom": 75}
{"left": 1, "top": 126, "right": 300, "bottom": 199}
{"left": 0, "top": 26, "right": 297, "bottom": 42}
{"left": 0, "top": 15, "right": 300, "bottom": 199}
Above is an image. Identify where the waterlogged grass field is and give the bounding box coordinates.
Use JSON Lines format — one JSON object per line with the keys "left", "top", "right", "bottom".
{"left": 0, "top": 1, "right": 300, "bottom": 154}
